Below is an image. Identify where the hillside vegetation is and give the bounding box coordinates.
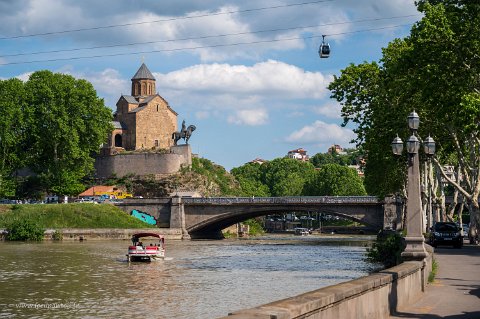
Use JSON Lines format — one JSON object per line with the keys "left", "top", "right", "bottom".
{"left": 0, "top": 203, "right": 155, "bottom": 229}
{"left": 111, "top": 157, "right": 243, "bottom": 198}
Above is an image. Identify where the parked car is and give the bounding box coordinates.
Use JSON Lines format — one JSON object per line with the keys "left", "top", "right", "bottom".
{"left": 462, "top": 224, "right": 469, "bottom": 237}
{"left": 428, "top": 222, "right": 463, "bottom": 248}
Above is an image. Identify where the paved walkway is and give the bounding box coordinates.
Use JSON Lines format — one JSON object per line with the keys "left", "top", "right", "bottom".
{"left": 389, "top": 243, "right": 480, "bottom": 319}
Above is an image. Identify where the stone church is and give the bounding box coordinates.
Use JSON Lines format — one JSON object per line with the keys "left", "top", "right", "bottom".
{"left": 102, "top": 63, "right": 178, "bottom": 154}
{"left": 95, "top": 63, "right": 192, "bottom": 178}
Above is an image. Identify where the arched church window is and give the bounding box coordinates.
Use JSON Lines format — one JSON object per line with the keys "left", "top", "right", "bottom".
{"left": 142, "top": 83, "right": 146, "bottom": 95}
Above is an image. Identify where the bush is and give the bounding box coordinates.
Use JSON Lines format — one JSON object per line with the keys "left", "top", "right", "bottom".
{"left": 6, "top": 219, "right": 45, "bottom": 241}
{"left": 366, "top": 231, "right": 405, "bottom": 268}
{"left": 243, "top": 218, "right": 265, "bottom": 236}
{"left": 52, "top": 229, "right": 63, "bottom": 241}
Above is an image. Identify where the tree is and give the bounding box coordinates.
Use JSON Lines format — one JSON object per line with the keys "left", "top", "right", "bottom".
{"left": 0, "top": 79, "right": 26, "bottom": 197}
{"left": 23, "top": 71, "right": 113, "bottom": 195}
{"left": 304, "top": 164, "right": 367, "bottom": 196}
{"left": 310, "top": 148, "right": 364, "bottom": 168}
{"left": 230, "top": 162, "right": 270, "bottom": 197}
{"left": 329, "top": 1, "right": 480, "bottom": 242}
{"left": 263, "top": 158, "right": 315, "bottom": 196}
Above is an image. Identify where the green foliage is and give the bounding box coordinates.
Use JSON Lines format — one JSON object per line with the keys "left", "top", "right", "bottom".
{"left": 309, "top": 148, "right": 363, "bottom": 168}
{"left": 366, "top": 231, "right": 405, "bottom": 268}
{"left": 328, "top": 1, "right": 480, "bottom": 198}
{"left": 0, "top": 204, "right": 156, "bottom": 229}
{"left": 428, "top": 258, "right": 438, "bottom": 283}
{"left": 52, "top": 229, "right": 63, "bottom": 241}
{"left": 0, "top": 71, "right": 113, "bottom": 197}
{"left": 304, "top": 164, "right": 367, "bottom": 196}
{"left": 232, "top": 157, "right": 367, "bottom": 197}
{"left": 190, "top": 157, "right": 241, "bottom": 196}
{"left": 5, "top": 219, "right": 45, "bottom": 241}
{"left": 231, "top": 163, "right": 270, "bottom": 197}
{"left": 22, "top": 71, "right": 113, "bottom": 196}
{"left": 263, "top": 158, "right": 314, "bottom": 196}
{"left": 0, "top": 78, "right": 26, "bottom": 197}
{"left": 243, "top": 218, "right": 265, "bottom": 236}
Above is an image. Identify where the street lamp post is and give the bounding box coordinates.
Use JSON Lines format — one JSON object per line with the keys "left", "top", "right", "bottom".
{"left": 392, "top": 111, "right": 435, "bottom": 261}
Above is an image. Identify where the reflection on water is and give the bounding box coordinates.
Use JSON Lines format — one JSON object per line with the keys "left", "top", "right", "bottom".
{"left": 0, "top": 235, "right": 374, "bottom": 319}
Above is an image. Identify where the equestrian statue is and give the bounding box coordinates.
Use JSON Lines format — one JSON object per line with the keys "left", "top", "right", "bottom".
{"left": 172, "top": 120, "right": 196, "bottom": 145}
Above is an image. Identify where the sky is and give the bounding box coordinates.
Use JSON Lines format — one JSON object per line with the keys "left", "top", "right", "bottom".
{"left": 0, "top": 0, "right": 420, "bottom": 170}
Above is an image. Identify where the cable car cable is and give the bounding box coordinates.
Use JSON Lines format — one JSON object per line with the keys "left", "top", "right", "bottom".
{"left": 0, "top": 14, "right": 420, "bottom": 58}
{"left": 0, "top": 23, "right": 414, "bottom": 66}
{"left": 0, "top": 0, "right": 336, "bottom": 40}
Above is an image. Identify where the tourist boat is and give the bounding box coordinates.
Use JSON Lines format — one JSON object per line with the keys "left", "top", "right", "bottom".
{"left": 127, "top": 232, "right": 165, "bottom": 262}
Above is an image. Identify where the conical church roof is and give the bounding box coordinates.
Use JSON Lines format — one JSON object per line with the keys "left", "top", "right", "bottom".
{"left": 132, "top": 63, "right": 155, "bottom": 80}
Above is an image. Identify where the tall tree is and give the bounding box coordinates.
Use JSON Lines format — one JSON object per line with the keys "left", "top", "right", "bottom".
{"left": 329, "top": 0, "right": 480, "bottom": 242}
{"left": 304, "top": 164, "right": 366, "bottom": 196}
{"left": 0, "top": 79, "right": 26, "bottom": 197}
{"left": 230, "top": 162, "right": 270, "bottom": 197}
{"left": 23, "top": 71, "right": 113, "bottom": 195}
{"left": 263, "top": 158, "right": 314, "bottom": 196}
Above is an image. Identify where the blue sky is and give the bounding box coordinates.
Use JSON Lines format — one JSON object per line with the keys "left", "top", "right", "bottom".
{"left": 0, "top": 0, "right": 420, "bottom": 170}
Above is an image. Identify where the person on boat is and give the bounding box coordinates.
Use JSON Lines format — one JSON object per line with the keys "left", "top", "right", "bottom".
{"left": 131, "top": 235, "right": 138, "bottom": 245}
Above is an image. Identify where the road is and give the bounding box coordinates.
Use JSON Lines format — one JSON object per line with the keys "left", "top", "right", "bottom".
{"left": 389, "top": 243, "right": 480, "bottom": 318}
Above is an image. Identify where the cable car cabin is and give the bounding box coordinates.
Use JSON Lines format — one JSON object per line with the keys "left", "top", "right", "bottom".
{"left": 319, "top": 42, "right": 330, "bottom": 58}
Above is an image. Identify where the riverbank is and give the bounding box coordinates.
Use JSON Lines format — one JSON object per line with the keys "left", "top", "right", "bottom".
{"left": 0, "top": 203, "right": 155, "bottom": 229}
{"left": 0, "top": 227, "right": 183, "bottom": 241}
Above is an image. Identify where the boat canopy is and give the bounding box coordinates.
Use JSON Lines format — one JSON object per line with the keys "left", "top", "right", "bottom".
{"left": 131, "top": 232, "right": 164, "bottom": 239}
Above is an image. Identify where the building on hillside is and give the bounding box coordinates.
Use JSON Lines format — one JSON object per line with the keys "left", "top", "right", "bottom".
{"left": 328, "top": 144, "right": 345, "bottom": 155}
{"left": 250, "top": 158, "right": 268, "bottom": 165}
{"left": 287, "top": 148, "right": 309, "bottom": 161}
{"left": 101, "top": 63, "right": 178, "bottom": 155}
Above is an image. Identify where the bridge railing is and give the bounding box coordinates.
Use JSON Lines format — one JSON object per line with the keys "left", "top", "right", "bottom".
{"left": 182, "top": 196, "right": 380, "bottom": 205}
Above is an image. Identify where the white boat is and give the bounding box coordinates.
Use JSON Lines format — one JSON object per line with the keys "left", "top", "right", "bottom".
{"left": 127, "top": 232, "right": 165, "bottom": 262}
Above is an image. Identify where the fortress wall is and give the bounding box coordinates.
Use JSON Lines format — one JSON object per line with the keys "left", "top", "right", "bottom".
{"left": 94, "top": 151, "right": 189, "bottom": 178}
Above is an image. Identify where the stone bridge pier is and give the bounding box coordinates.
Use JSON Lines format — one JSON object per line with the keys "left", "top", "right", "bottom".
{"left": 115, "top": 196, "right": 403, "bottom": 239}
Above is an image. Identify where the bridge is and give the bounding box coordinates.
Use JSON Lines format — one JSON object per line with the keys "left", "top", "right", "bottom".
{"left": 115, "top": 196, "right": 402, "bottom": 239}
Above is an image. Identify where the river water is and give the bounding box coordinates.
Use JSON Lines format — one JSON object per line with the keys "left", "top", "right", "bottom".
{"left": 0, "top": 235, "right": 376, "bottom": 319}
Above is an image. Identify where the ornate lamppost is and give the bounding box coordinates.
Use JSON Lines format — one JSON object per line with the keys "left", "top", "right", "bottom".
{"left": 392, "top": 111, "right": 435, "bottom": 261}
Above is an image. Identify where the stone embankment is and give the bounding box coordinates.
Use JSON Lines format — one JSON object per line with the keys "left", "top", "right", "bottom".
{"left": 220, "top": 246, "right": 433, "bottom": 319}
{"left": 0, "top": 228, "right": 183, "bottom": 241}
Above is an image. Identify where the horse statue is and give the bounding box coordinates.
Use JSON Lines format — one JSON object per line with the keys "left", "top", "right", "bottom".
{"left": 172, "top": 122, "right": 196, "bottom": 145}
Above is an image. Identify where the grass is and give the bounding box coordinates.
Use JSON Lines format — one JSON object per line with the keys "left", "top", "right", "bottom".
{"left": 0, "top": 203, "right": 156, "bottom": 229}
{"left": 428, "top": 258, "right": 439, "bottom": 283}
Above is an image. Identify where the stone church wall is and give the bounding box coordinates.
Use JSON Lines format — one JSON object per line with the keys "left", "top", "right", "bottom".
{"left": 94, "top": 145, "right": 191, "bottom": 178}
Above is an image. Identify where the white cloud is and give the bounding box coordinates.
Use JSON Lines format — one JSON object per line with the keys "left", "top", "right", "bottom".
{"left": 15, "top": 72, "right": 33, "bottom": 82}
{"left": 155, "top": 60, "right": 331, "bottom": 99}
{"left": 195, "top": 110, "right": 210, "bottom": 120}
{"left": 314, "top": 101, "right": 342, "bottom": 119}
{"left": 285, "top": 120, "right": 355, "bottom": 149}
{"left": 0, "top": 0, "right": 420, "bottom": 66}
{"left": 227, "top": 108, "right": 268, "bottom": 126}
{"left": 84, "top": 68, "right": 128, "bottom": 96}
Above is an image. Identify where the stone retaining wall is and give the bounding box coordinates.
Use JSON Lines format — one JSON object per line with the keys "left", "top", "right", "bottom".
{"left": 0, "top": 228, "right": 183, "bottom": 241}
{"left": 220, "top": 248, "right": 433, "bottom": 319}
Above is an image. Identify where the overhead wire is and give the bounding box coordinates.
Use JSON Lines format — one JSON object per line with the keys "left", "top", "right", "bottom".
{"left": 0, "top": 14, "right": 420, "bottom": 58}
{"left": 0, "top": 0, "right": 335, "bottom": 40}
{"left": 0, "top": 24, "right": 415, "bottom": 66}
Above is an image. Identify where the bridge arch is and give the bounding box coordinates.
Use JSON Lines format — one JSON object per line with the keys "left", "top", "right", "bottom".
{"left": 183, "top": 197, "right": 386, "bottom": 239}
{"left": 186, "top": 208, "right": 376, "bottom": 239}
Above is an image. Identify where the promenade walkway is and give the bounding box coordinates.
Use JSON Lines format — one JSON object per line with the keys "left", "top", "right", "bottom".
{"left": 389, "top": 243, "right": 480, "bottom": 319}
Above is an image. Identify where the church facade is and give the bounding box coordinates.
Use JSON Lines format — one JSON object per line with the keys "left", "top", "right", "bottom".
{"left": 103, "top": 63, "right": 178, "bottom": 154}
